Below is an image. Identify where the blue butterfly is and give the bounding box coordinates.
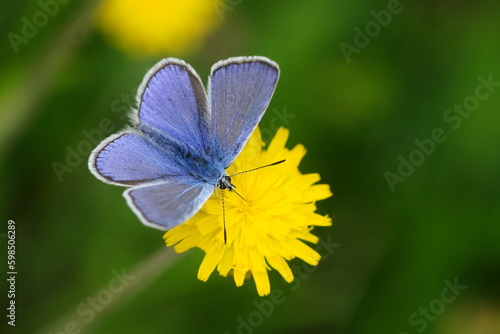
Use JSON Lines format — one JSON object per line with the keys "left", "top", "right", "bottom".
{"left": 88, "top": 57, "right": 280, "bottom": 239}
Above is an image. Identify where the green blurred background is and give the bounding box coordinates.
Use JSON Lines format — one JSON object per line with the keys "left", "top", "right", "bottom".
{"left": 1, "top": 0, "right": 500, "bottom": 333}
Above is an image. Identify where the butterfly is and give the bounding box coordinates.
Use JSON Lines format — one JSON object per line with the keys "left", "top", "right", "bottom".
{"left": 88, "top": 56, "right": 280, "bottom": 241}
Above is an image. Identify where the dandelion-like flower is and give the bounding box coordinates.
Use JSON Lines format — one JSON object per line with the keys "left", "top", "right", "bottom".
{"left": 164, "top": 127, "right": 332, "bottom": 296}
{"left": 96, "top": 0, "right": 221, "bottom": 57}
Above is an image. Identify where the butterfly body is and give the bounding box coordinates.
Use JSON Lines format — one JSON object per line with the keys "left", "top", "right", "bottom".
{"left": 136, "top": 123, "right": 226, "bottom": 186}
{"left": 89, "top": 56, "right": 279, "bottom": 231}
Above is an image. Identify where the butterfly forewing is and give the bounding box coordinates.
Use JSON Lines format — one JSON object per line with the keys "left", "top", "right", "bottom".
{"left": 208, "top": 57, "right": 280, "bottom": 167}
{"left": 89, "top": 130, "right": 188, "bottom": 186}
{"left": 135, "top": 58, "right": 210, "bottom": 154}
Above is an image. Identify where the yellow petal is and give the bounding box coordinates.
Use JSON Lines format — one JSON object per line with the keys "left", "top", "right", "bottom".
{"left": 252, "top": 271, "right": 271, "bottom": 296}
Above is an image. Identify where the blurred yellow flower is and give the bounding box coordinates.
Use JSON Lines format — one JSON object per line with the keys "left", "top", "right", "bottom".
{"left": 164, "top": 127, "right": 333, "bottom": 296}
{"left": 96, "top": 0, "right": 221, "bottom": 57}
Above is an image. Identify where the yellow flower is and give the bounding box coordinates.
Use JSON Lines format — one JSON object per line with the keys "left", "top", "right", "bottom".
{"left": 96, "top": 0, "right": 221, "bottom": 57}
{"left": 164, "top": 127, "right": 332, "bottom": 296}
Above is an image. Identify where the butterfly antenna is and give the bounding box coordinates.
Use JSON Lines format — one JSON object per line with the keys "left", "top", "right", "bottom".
{"left": 228, "top": 159, "right": 286, "bottom": 177}
{"left": 222, "top": 189, "right": 227, "bottom": 244}
{"left": 231, "top": 188, "right": 247, "bottom": 202}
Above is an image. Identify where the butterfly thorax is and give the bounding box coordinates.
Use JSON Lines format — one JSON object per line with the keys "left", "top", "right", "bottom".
{"left": 138, "top": 124, "right": 226, "bottom": 186}
{"left": 217, "top": 175, "right": 235, "bottom": 190}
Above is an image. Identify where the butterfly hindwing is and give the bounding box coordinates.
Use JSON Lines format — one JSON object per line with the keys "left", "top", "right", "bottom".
{"left": 124, "top": 180, "right": 214, "bottom": 230}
